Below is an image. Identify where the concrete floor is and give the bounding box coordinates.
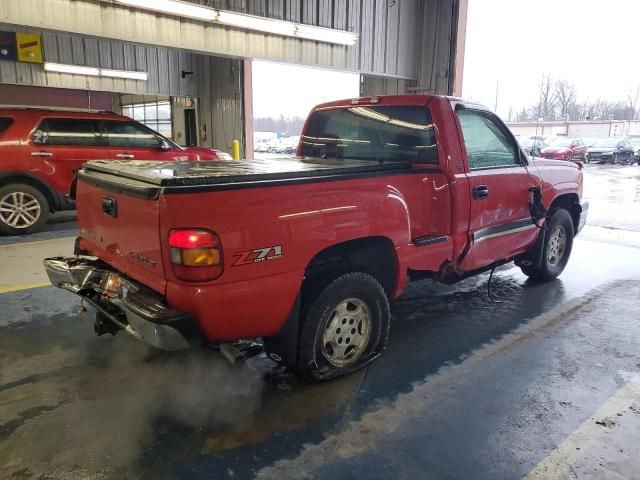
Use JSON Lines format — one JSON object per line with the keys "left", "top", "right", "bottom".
{"left": 1, "top": 164, "right": 640, "bottom": 479}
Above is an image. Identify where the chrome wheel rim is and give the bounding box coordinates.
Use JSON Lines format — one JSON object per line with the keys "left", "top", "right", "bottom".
{"left": 321, "top": 297, "right": 371, "bottom": 368}
{"left": 0, "top": 192, "right": 41, "bottom": 229}
{"left": 547, "top": 225, "right": 566, "bottom": 266}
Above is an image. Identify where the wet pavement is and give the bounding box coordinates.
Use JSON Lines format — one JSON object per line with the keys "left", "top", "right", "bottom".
{"left": 1, "top": 163, "right": 640, "bottom": 479}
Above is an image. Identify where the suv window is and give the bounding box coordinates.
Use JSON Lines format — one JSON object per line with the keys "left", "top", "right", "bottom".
{"left": 0, "top": 117, "right": 13, "bottom": 136}
{"left": 102, "top": 120, "right": 163, "bottom": 148}
{"left": 300, "top": 105, "right": 438, "bottom": 164}
{"left": 457, "top": 108, "right": 519, "bottom": 169}
{"left": 36, "top": 118, "right": 102, "bottom": 146}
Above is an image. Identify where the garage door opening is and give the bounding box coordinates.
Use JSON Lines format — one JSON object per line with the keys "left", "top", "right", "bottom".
{"left": 252, "top": 60, "right": 359, "bottom": 158}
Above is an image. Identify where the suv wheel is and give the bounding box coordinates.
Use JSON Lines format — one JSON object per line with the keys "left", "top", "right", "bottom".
{"left": 0, "top": 184, "right": 49, "bottom": 235}
{"left": 296, "top": 272, "right": 390, "bottom": 380}
{"left": 521, "top": 209, "right": 574, "bottom": 281}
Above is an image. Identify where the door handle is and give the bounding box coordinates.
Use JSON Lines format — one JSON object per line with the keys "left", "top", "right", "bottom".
{"left": 116, "top": 153, "right": 135, "bottom": 159}
{"left": 473, "top": 185, "right": 489, "bottom": 200}
{"left": 30, "top": 151, "right": 53, "bottom": 157}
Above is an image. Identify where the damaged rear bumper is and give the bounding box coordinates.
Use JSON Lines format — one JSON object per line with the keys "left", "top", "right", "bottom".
{"left": 43, "top": 257, "right": 199, "bottom": 351}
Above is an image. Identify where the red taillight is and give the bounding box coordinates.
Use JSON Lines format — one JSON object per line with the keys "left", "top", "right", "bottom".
{"left": 169, "top": 230, "right": 217, "bottom": 249}
{"left": 168, "top": 229, "right": 223, "bottom": 282}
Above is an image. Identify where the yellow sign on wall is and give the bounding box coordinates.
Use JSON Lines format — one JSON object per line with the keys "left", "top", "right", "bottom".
{"left": 16, "top": 33, "right": 42, "bottom": 63}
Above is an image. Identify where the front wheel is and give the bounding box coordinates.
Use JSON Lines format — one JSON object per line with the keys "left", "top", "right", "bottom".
{"left": 0, "top": 184, "right": 50, "bottom": 235}
{"left": 296, "top": 272, "right": 390, "bottom": 380}
{"left": 521, "top": 209, "right": 574, "bottom": 281}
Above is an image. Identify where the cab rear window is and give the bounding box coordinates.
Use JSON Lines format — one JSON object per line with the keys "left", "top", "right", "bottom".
{"left": 0, "top": 118, "right": 13, "bottom": 136}
{"left": 301, "top": 105, "right": 438, "bottom": 164}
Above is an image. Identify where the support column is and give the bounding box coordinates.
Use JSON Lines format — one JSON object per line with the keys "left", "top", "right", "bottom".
{"left": 243, "top": 58, "right": 254, "bottom": 160}
{"left": 452, "top": 0, "right": 468, "bottom": 97}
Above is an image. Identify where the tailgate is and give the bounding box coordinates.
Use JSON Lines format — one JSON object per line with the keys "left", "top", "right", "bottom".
{"left": 75, "top": 170, "right": 166, "bottom": 294}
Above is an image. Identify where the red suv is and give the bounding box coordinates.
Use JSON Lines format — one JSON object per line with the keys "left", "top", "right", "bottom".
{"left": 0, "top": 107, "right": 228, "bottom": 235}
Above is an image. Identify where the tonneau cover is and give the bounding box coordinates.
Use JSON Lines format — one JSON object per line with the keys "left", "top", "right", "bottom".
{"left": 82, "top": 157, "right": 412, "bottom": 188}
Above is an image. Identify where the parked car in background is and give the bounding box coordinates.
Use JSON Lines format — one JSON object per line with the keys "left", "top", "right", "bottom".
{"left": 539, "top": 137, "right": 587, "bottom": 162}
{"left": 275, "top": 135, "right": 300, "bottom": 154}
{"left": 629, "top": 138, "right": 640, "bottom": 163}
{"left": 0, "top": 107, "right": 228, "bottom": 235}
{"left": 519, "top": 137, "right": 547, "bottom": 156}
{"left": 586, "top": 137, "right": 635, "bottom": 164}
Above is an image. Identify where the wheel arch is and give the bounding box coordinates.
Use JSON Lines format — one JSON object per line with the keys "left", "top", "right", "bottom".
{"left": 303, "top": 236, "right": 399, "bottom": 299}
{"left": 0, "top": 172, "right": 58, "bottom": 212}
{"left": 548, "top": 192, "right": 580, "bottom": 233}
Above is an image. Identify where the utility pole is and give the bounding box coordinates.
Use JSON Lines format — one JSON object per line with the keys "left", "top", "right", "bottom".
{"left": 494, "top": 80, "right": 499, "bottom": 112}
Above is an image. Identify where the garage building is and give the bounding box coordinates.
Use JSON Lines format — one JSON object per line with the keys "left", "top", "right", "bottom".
{"left": 0, "top": 0, "right": 468, "bottom": 157}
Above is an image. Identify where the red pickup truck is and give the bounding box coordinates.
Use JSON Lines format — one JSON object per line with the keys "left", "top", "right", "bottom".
{"left": 44, "top": 95, "right": 588, "bottom": 380}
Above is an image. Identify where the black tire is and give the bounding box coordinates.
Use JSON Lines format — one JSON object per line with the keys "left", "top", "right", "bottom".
{"left": 296, "top": 272, "right": 390, "bottom": 380}
{"left": 0, "top": 183, "right": 50, "bottom": 235}
{"left": 566, "top": 153, "right": 573, "bottom": 162}
{"left": 521, "top": 209, "right": 574, "bottom": 281}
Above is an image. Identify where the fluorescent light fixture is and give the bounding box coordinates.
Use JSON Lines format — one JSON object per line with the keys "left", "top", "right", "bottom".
{"left": 43, "top": 63, "right": 100, "bottom": 76}
{"left": 294, "top": 24, "right": 358, "bottom": 46}
{"left": 216, "top": 10, "right": 295, "bottom": 37}
{"left": 100, "top": 68, "right": 148, "bottom": 81}
{"left": 112, "top": 0, "right": 358, "bottom": 46}
{"left": 115, "top": 0, "right": 215, "bottom": 21}
{"left": 44, "top": 62, "right": 148, "bottom": 81}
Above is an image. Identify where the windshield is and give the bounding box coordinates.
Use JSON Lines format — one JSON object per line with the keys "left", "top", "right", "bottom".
{"left": 592, "top": 138, "right": 619, "bottom": 148}
{"left": 300, "top": 105, "right": 438, "bottom": 164}
{"left": 548, "top": 138, "right": 572, "bottom": 147}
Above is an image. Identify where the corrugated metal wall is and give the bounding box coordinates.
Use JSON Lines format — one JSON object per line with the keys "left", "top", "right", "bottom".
{"left": 195, "top": 55, "right": 244, "bottom": 152}
{"left": 0, "top": 24, "right": 198, "bottom": 97}
{"left": 1, "top": 0, "right": 431, "bottom": 80}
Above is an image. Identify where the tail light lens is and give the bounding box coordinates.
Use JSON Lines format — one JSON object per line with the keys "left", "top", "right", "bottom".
{"left": 168, "top": 229, "right": 223, "bottom": 281}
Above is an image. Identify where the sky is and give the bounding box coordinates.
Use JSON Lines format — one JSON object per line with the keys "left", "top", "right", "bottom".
{"left": 462, "top": 0, "right": 640, "bottom": 118}
{"left": 252, "top": 60, "right": 359, "bottom": 119}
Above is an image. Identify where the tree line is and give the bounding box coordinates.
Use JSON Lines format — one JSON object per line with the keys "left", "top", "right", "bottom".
{"left": 511, "top": 74, "right": 640, "bottom": 123}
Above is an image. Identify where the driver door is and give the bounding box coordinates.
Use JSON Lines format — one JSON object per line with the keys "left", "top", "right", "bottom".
{"left": 455, "top": 106, "right": 540, "bottom": 272}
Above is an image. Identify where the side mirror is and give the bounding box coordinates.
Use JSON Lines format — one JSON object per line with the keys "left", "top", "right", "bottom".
{"left": 33, "top": 130, "right": 46, "bottom": 145}
{"left": 159, "top": 139, "right": 171, "bottom": 151}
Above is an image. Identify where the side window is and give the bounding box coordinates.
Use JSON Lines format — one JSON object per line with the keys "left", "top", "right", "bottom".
{"left": 456, "top": 108, "right": 519, "bottom": 169}
{"left": 102, "top": 120, "right": 163, "bottom": 148}
{"left": 0, "top": 117, "right": 13, "bottom": 137}
{"left": 37, "top": 118, "right": 101, "bottom": 146}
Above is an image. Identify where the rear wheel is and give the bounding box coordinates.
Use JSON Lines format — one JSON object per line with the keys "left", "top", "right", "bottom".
{"left": 0, "top": 184, "right": 49, "bottom": 235}
{"left": 296, "top": 272, "right": 390, "bottom": 380}
{"left": 521, "top": 209, "right": 574, "bottom": 281}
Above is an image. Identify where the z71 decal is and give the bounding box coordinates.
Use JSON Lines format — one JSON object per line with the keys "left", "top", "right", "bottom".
{"left": 232, "top": 245, "right": 283, "bottom": 266}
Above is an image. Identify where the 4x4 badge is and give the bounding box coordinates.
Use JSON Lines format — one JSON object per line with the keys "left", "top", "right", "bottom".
{"left": 232, "top": 246, "right": 283, "bottom": 266}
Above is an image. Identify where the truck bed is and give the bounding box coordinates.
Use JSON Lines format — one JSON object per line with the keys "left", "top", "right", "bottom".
{"left": 80, "top": 157, "right": 413, "bottom": 192}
